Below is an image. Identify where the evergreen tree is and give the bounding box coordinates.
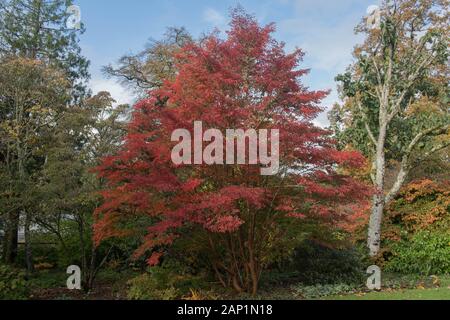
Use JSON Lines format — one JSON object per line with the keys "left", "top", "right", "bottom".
{"left": 0, "top": 0, "right": 90, "bottom": 99}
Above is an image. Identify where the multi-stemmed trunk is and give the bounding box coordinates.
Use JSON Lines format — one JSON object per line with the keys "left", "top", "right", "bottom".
{"left": 209, "top": 229, "right": 261, "bottom": 296}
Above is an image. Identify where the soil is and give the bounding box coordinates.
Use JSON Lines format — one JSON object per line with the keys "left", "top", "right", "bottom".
{"left": 30, "top": 279, "right": 129, "bottom": 300}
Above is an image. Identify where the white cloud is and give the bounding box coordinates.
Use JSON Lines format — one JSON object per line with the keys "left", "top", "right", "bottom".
{"left": 89, "top": 78, "right": 134, "bottom": 106}
{"left": 276, "top": 0, "right": 373, "bottom": 127}
{"left": 203, "top": 8, "right": 226, "bottom": 27}
{"left": 279, "top": 16, "right": 362, "bottom": 72}
{"left": 279, "top": 0, "right": 372, "bottom": 72}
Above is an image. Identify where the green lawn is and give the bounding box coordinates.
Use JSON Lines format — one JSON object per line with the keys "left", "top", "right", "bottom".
{"left": 326, "top": 276, "right": 450, "bottom": 300}
{"left": 327, "top": 287, "right": 450, "bottom": 300}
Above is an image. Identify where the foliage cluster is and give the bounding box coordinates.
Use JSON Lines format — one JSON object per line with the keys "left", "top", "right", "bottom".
{"left": 383, "top": 179, "right": 450, "bottom": 274}
{"left": 0, "top": 264, "right": 29, "bottom": 300}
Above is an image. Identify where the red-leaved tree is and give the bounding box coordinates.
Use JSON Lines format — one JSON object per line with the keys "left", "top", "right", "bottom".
{"left": 94, "top": 10, "right": 371, "bottom": 295}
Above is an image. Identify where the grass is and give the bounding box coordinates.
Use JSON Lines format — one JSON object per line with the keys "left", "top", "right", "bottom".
{"left": 325, "top": 276, "right": 450, "bottom": 300}
{"left": 326, "top": 287, "right": 450, "bottom": 300}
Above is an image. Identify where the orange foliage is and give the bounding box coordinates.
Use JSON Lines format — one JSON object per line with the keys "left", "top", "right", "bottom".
{"left": 384, "top": 179, "right": 450, "bottom": 241}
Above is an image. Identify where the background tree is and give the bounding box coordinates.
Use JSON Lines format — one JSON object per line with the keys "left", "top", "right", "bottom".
{"left": 94, "top": 10, "right": 370, "bottom": 295}
{"left": 0, "top": 0, "right": 89, "bottom": 266}
{"left": 0, "top": 57, "right": 70, "bottom": 270}
{"left": 332, "top": 0, "right": 449, "bottom": 257}
{"left": 103, "top": 27, "right": 192, "bottom": 96}
{"left": 0, "top": 0, "right": 90, "bottom": 98}
{"left": 32, "top": 91, "right": 128, "bottom": 290}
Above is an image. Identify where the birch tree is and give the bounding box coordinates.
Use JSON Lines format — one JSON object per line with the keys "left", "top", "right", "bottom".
{"left": 332, "top": 0, "right": 449, "bottom": 257}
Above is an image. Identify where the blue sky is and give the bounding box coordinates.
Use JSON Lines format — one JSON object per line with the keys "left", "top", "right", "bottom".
{"left": 76, "top": 0, "right": 377, "bottom": 126}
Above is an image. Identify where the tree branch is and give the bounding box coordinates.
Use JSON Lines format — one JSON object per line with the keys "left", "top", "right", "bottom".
{"left": 356, "top": 99, "right": 378, "bottom": 147}
{"left": 385, "top": 123, "right": 449, "bottom": 203}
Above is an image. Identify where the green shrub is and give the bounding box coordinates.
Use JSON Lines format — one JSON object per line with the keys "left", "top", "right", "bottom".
{"left": 287, "top": 241, "right": 366, "bottom": 285}
{"left": 127, "top": 272, "right": 180, "bottom": 300}
{"left": 291, "top": 283, "right": 359, "bottom": 299}
{"left": 28, "top": 270, "right": 67, "bottom": 290}
{"left": 0, "top": 265, "right": 29, "bottom": 300}
{"left": 127, "top": 265, "right": 208, "bottom": 300}
{"left": 386, "top": 231, "right": 450, "bottom": 275}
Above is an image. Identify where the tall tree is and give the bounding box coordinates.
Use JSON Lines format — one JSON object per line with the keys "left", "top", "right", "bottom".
{"left": 34, "top": 91, "right": 127, "bottom": 290}
{"left": 94, "top": 10, "right": 370, "bottom": 295}
{"left": 0, "top": 0, "right": 90, "bottom": 98}
{"left": 0, "top": 0, "right": 90, "bottom": 265}
{"left": 332, "top": 0, "right": 449, "bottom": 257}
{"left": 0, "top": 57, "right": 70, "bottom": 267}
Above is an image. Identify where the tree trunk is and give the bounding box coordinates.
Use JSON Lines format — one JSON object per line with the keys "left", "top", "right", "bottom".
{"left": 24, "top": 211, "right": 34, "bottom": 275}
{"left": 3, "top": 211, "right": 19, "bottom": 264}
{"left": 248, "top": 241, "right": 259, "bottom": 296}
{"left": 248, "top": 212, "right": 259, "bottom": 296}
{"left": 76, "top": 213, "right": 89, "bottom": 290}
{"left": 368, "top": 123, "right": 387, "bottom": 257}
{"left": 84, "top": 246, "right": 97, "bottom": 292}
{"left": 368, "top": 194, "right": 384, "bottom": 257}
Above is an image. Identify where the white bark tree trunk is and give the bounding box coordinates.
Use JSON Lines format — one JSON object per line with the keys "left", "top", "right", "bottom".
{"left": 367, "top": 122, "right": 387, "bottom": 257}
{"left": 368, "top": 195, "right": 384, "bottom": 257}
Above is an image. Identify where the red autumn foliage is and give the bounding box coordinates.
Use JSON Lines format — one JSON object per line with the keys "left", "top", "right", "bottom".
{"left": 93, "top": 10, "right": 371, "bottom": 294}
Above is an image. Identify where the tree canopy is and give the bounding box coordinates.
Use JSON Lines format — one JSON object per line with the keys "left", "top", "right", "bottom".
{"left": 94, "top": 10, "right": 371, "bottom": 295}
